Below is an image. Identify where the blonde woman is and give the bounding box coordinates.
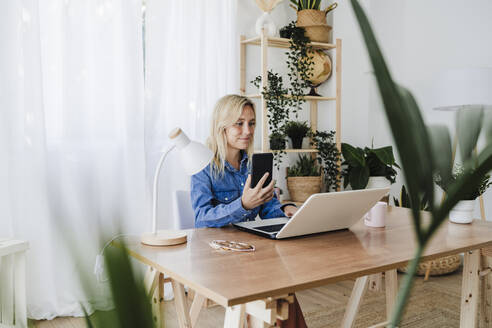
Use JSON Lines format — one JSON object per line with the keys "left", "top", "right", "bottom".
{"left": 190, "top": 95, "right": 297, "bottom": 228}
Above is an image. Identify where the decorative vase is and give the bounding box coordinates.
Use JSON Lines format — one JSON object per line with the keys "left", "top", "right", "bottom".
{"left": 287, "top": 176, "right": 322, "bottom": 202}
{"left": 449, "top": 200, "right": 475, "bottom": 224}
{"left": 255, "top": 12, "right": 276, "bottom": 37}
{"left": 303, "top": 50, "right": 332, "bottom": 96}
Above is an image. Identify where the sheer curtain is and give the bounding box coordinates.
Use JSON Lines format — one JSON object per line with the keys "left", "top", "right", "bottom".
{"left": 0, "top": 0, "right": 238, "bottom": 320}
{"left": 144, "top": 0, "right": 238, "bottom": 228}
{"left": 0, "top": 0, "right": 146, "bottom": 320}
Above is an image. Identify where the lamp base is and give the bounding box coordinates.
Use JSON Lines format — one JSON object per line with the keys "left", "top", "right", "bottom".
{"left": 141, "top": 230, "right": 188, "bottom": 246}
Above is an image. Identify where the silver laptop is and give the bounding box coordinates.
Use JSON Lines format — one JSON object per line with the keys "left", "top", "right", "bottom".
{"left": 233, "top": 188, "right": 390, "bottom": 239}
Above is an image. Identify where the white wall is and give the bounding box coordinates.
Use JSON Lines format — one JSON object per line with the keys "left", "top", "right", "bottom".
{"left": 237, "top": 0, "right": 492, "bottom": 220}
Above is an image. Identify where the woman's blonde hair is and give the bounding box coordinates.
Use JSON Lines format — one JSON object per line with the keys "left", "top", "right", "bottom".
{"left": 207, "top": 95, "right": 255, "bottom": 177}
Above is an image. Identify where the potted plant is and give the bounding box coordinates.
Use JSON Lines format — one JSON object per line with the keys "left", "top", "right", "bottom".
{"left": 286, "top": 154, "right": 322, "bottom": 202}
{"left": 269, "top": 132, "right": 286, "bottom": 150}
{"left": 435, "top": 166, "right": 491, "bottom": 224}
{"left": 341, "top": 143, "right": 399, "bottom": 190}
{"left": 290, "top": 1, "right": 338, "bottom": 43}
{"left": 284, "top": 121, "right": 310, "bottom": 149}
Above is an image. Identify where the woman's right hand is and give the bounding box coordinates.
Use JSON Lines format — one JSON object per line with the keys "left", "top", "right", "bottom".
{"left": 241, "top": 173, "right": 275, "bottom": 210}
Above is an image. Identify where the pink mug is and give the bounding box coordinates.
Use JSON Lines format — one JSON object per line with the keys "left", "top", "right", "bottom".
{"left": 364, "top": 201, "right": 387, "bottom": 228}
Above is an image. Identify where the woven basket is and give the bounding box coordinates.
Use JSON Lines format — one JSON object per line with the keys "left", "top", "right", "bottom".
{"left": 398, "top": 254, "right": 461, "bottom": 276}
{"left": 296, "top": 9, "right": 332, "bottom": 43}
{"left": 297, "top": 9, "right": 327, "bottom": 26}
{"left": 287, "top": 176, "right": 322, "bottom": 202}
{"left": 298, "top": 24, "right": 332, "bottom": 43}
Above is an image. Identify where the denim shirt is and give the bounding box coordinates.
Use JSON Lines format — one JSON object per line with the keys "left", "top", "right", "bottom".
{"left": 190, "top": 151, "right": 287, "bottom": 228}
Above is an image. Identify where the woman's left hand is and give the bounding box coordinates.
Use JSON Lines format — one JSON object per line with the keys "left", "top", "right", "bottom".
{"left": 283, "top": 205, "right": 298, "bottom": 217}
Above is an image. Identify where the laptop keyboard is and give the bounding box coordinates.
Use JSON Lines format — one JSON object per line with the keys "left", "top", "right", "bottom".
{"left": 253, "top": 224, "right": 286, "bottom": 233}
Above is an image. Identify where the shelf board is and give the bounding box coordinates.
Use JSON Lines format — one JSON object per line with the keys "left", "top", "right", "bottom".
{"left": 242, "top": 36, "right": 336, "bottom": 51}
{"left": 245, "top": 94, "right": 336, "bottom": 101}
{"left": 255, "top": 149, "right": 319, "bottom": 153}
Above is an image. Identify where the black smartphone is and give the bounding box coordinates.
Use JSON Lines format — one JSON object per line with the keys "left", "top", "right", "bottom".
{"left": 251, "top": 153, "right": 273, "bottom": 188}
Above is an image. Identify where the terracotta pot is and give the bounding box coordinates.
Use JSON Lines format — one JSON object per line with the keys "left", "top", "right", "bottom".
{"left": 287, "top": 176, "right": 322, "bottom": 202}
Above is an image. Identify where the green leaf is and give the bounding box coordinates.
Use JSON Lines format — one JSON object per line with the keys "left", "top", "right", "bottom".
{"left": 485, "top": 110, "right": 492, "bottom": 144}
{"left": 82, "top": 304, "right": 95, "bottom": 328}
{"left": 105, "top": 244, "right": 155, "bottom": 328}
{"left": 341, "top": 143, "right": 365, "bottom": 167}
{"left": 428, "top": 125, "right": 452, "bottom": 187}
{"left": 371, "top": 146, "right": 395, "bottom": 165}
{"left": 478, "top": 144, "right": 492, "bottom": 169}
{"left": 349, "top": 165, "right": 370, "bottom": 190}
{"left": 456, "top": 107, "right": 483, "bottom": 164}
{"left": 401, "top": 185, "right": 409, "bottom": 208}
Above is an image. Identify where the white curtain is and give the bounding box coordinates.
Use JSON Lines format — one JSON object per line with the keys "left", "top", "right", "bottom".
{"left": 0, "top": 0, "right": 147, "bottom": 320}
{"left": 0, "top": 0, "right": 238, "bottom": 320}
{"left": 144, "top": 0, "right": 238, "bottom": 228}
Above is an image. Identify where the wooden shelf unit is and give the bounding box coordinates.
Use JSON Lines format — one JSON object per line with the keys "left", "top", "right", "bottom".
{"left": 245, "top": 93, "right": 336, "bottom": 101}
{"left": 239, "top": 30, "right": 342, "bottom": 156}
{"left": 241, "top": 35, "right": 337, "bottom": 51}
{"left": 255, "top": 149, "right": 319, "bottom": 154}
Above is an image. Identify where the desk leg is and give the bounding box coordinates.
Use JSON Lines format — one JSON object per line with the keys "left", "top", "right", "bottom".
{"left": 189, "top": 292, "right": 206, "bottom": 326}
{"left": 368, "top": 273, "right": 382, "bottom": 292}
{"left": 224, "top": 304, "right": 245, "bottom": 328}
{"left": 172, "top": 279, "right": 192, "bottom": 328}
{"left": 480, "top": 255, "right": 492, "bottom": 327}
{"left": 341, "top": 275, "right": 369, "bottom": 328}
{"left": 385, "top": 269, "right": 398, "bottom": 322}
{"left": 461, "top": 250, "right": 480, "bottom": 328}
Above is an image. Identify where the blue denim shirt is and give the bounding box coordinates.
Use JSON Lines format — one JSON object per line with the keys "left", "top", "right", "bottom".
{"left": 190, "top": 151, "right": 287, "bottom": 228}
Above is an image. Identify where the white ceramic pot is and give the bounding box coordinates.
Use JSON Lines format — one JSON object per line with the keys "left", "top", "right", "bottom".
{"left": 366, "top": 176, "right": 391, "bottom": 189}
{"left": 449, "top": 200, "right": 475, "bottom": 224}
{"left": 301, "top": 137, "right": 310, "bottom": 149}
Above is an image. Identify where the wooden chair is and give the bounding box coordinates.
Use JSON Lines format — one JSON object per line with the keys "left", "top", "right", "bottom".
{"left": 0, "top": 239, "right": 29, "bottom": 328}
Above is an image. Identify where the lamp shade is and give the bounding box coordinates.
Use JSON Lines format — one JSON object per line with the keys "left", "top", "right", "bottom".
{"left": 169, "top": 128, "right": 213, "bottom": 175}
{"left": 433, "top": 68, "right": 492, "bottom": 111}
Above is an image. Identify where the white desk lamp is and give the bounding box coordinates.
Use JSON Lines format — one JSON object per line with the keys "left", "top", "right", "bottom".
{"left": 141, "top": 128, "right": 213, "bottom": 246}
{"left": 432, "top": 67, "right": 492, "bottom": 221}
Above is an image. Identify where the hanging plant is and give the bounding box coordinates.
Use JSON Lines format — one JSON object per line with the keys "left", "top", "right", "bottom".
{"left": 309, "top": 129, "right": 340, "bottom": 191}
{"left": 252, "top": 71, "right": 293, "bottom": 169}
{"left": 285, "top": 22, "right": 315, "bottom": 105}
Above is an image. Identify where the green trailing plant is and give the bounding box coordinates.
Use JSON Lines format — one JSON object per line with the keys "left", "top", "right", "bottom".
{"left": 286, "top": 22, "right": 314, "bottom": 102}
{"left": 284, "top": 120, "right": 310, "bottom": 149}
{"left": 435, "top": 165, "right": 491, "bottom": 200}
{"left": 341, "top": 143, "right": 399, "bottom": 190}
{"left": 393, "top": 185, "right": 431, "bottom": 211}
{"left": 287, "top": 154, "right": 320, "bottom": 177}
{"left": 350, "top": 0, "right": 492, "bottom": 326}
{"left": 309, "top": 129, "right": 340, "bottom": 191}
{"left": 252, "top": 72, "right": 292, "bottom": 169}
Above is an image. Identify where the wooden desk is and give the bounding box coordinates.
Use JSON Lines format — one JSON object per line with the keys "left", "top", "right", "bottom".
{"left": 123, "top": 207, "right": 492, "bottom": 327}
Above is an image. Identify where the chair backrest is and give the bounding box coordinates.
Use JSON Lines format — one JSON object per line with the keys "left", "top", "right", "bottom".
{"left": 173, "top": 190, "right": 196, "bottom": 229}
